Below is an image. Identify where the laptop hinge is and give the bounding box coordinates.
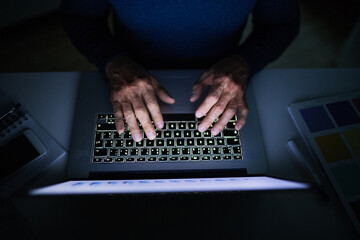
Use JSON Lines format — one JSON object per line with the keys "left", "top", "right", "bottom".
{"left": 89, "top": 169, "right": 248, "bottom": 180}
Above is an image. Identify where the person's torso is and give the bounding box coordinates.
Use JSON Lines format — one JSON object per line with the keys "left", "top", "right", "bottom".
{"left": 109, "top": 0, "right": 256, "bottom": 68}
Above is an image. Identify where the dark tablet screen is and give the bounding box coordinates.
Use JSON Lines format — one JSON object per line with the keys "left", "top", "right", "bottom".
{"left": 0, "top": 134, "right": 39, "bottom": 182}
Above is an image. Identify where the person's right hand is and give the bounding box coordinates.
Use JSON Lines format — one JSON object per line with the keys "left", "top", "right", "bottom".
{"left": 106, "top": 56, "right": 175, "bottom": 142}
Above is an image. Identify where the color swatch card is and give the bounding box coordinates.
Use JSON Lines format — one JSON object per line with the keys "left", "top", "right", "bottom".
{"left": 288, "top": 92, "right": 360, "bottom": 234}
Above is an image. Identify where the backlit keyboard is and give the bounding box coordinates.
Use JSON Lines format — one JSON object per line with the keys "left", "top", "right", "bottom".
{"left": 92, "top": 114, "right": 242, "bottom": 163}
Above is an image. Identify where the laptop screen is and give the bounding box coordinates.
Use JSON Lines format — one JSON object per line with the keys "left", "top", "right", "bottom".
{"left": 30, "top": 176, "right": 310, "bottom": 195}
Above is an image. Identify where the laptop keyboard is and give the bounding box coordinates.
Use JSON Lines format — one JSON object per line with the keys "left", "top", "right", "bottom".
{"left": 92, "top": 113, "right": 242, "bottom": 163}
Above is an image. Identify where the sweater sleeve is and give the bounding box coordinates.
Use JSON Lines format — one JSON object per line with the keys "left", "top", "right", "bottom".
{"left": 61, "top": 0, "right": 125, "bottom": 71}
{"left": 235, "top": 0, "right": 300, "bottom": 76}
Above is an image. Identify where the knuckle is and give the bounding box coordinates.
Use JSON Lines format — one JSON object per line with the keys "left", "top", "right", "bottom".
{"left": 207, "top": 94, "right": 219, "bottom": 103}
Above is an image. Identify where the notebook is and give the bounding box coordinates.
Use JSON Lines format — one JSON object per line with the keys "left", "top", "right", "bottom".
{"left": 288, "top": 91, "right": 360, "bottom": 234}
{"left": 30, "top": 70, "right": 310, "bottom": 195}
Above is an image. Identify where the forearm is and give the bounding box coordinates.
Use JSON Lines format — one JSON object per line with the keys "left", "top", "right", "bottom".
{"left": 235, "top": 0, "right": 300, "bottom": 76}
{"left": 61, "top": 0, "right": 125, "bottom": 71}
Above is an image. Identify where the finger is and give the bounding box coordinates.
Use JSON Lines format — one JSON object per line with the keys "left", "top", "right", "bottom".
{"left": 189, "top": 82, "right": 204, "bottom": 103}
{"left": 112, "top": 100, "right": 125, "bottom": 134}
{"left": 197, "top": 93, "right": 231, "bottom": 133}
{"left": 143, "top": 89, "right": 164, "bottom": 130}
{"left": 190, "top": 71, "right": 212, "bottom": 102}
{"left": 195, "top": 84, "right": 223, "bottom": 118}
{"left": 156, "top": 85, "right": 175, "bottom": 104}
{"left": 121, "top": 100, "right": 142, "bottom": 142}
{"left": 236, "top": 104, "right": 249, "bottom": 131}
{"left": 211, "top": 102, "right": 237, "bottom": 136}
{"left": 131, "top": 94, "right": 157, "bottom": 140}
{"left": 151, "top": 76, "right": 175, "bottom": 104}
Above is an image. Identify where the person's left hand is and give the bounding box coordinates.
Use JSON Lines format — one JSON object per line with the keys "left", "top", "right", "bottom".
{"left": 190, "top": 55, "right": 250, "bottom": 135}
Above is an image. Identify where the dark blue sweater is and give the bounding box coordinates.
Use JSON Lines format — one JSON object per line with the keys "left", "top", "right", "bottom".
{"left": 61, "top": 0, "right": 300, "bottom": 75}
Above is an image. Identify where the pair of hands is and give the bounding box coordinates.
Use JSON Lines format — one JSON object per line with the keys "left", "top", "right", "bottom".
{"left": 106, "top": 55, "right": 250, "bottom": 142}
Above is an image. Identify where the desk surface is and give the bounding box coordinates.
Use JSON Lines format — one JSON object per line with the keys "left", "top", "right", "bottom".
{"left": 1, "top": 69, "right": 359, "bottom": 239}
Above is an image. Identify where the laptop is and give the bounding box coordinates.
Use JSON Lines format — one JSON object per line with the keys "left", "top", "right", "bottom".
{"left": 30, "top": 70, "right": 310, "bottom": 195}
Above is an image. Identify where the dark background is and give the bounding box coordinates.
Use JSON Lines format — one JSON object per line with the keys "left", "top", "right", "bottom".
{"left": 0, "top": 0, "right": 359, "bottom": 73}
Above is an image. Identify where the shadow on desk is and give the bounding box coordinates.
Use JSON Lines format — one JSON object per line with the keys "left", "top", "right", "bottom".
{"left": 4, "top": 189, "right": 357, "bottom": 240}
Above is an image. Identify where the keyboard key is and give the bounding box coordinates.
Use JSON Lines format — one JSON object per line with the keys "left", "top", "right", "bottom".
{"left": 92, "top": 158, "right": 102, "bottom": 163}
{"left": 177, "top": 139, "right": 185, "bottom": 146}
{"left": 136, "top": 141, "right": 144, "bottom": 147}
{"left": 124, "top": 131, "right": 132, "bottom": 138}
{"left": 194, "top": 131, "right": 201, "bottom": 137}
{"left": 130, "top": 148, "right": 138, "bottom": 155}
{"left": 222, "top": 147, "right": 231, "bottom": 154}
{"left": 103, "top": 132, "right": 112, "bottom": 139}
{"left": 141, "top": 148, "right": 149, "bottom": 155}
{"left": 95, "top": 140, "right": 103, "bottom": 148}
{"left": 161, "top": 148, "right": 170, "bottom": 155}
{"left": 234, "top": 155, "right": 243, "bottom": 160}
{"left": 146, "top": 139, "right": 155, "bottom": 146}
{"left": 95, "top": 132, "right": 102, "bottom": 141}
{"left": 137, "top": 157, "right": 146, "bottom": 162}
{"left": 184, "top": 130, "right": 192, "bottom": 137}
{"left": 186, "top": 139, "right": 195, "bottom": 146}
{"left": 191, "top": 156, "right": 200, "bottom": 161}
{"left": 174, "top": 131, "right": 181, "bottom": 138}
{"left": 148, "top": 157, "right": 157, "bottom": 161}
{"left": 217, "top": 139, "right": 225, "bottom": 145}
{"left": 182, "top": 148, "right": 190, "bottom": 155}
{"left": 188, "top": 122, "right": 196, "bottom": 129}
{"left": 213, "top": 155, "right": 221, "bottom": 160}
{"left": 170, "top": 156, "right": 179, "bottom": 161}
{"left": 226, "top": 122, "right": 236, "bottom": 129}
{"left": 197, "top": 139, "right": 205, "bottom": 145}
{"left": 97, "top": 114, "right": 106, "bottom": 119}
{"left": 167, "top": 139, "right": 175, "bottom": 146}
{"left": 119, "top": 149, "right": 128, "bottom": 156}
{"left": 156, "top": 131, "right": 162, "bottom": 138}
{"left": 151, "top": 148, "right": 160, "bottom": 155}
{"left": 202, "top": 147, "right": 211, "bottom": 154}
{"left": 126, "top": 157, "right": 135, "bottom": 162}
{"left": 109, "top": 149, "right": 118, "bottom": 156}
{"left": 126, "top": 140, "right": 133, "bottom": 147}
{"left": 233, "top": 146, "right": 242, "bottom": 154}
{"left": 227, "top": 138, "right": 240, "bottom": 145}
{"left": 169, "top": 123, "right": 176, "bottom": 129}
{"left": 179, "top": 123, "right": 186, "bottom": 129}
{"left": 203, "top": 130, "right": 211, "bottom": 137}
{"left": 180, "top": 156, "right": 189, "bottom": 161}
{"left": 192, "top": 147, "right": 201, "bottom": 155}
{"left": 213, "top": 147, "right": 221, "bottom": 154}
{"left": 223, "top": 155, "right": 232, "bottom": 160}
{"left": 159, "top": 157, "right": 168, "bottom": 161}
{"left": 115, "top": 157, "right": 124, "bottom": 162}
{"left": 172, "top": 148, "right": 180, "bottom": 155}
{"left": 97, "top": 123, "right": 116, "bottom": 131}
{"left": 156, "top": 139, "right": 165, "bottom": 146}
{"left": 105, "top": 140, "right": 114, "bottom": 147}
{"left": 201, "top": 156, "right": 211, "bottom": 161}
{"left": 104, "top": 158, "right": 113, "bottom": 163}
{"left": 224, "top": 130, "right": 238, "bottom": 137}
{"left": 94, "top": 149, "right": 107, "bottom": 156}
{"left": 207, "top": 139, "right": 215, "bottom": 145}
{"left": 115, "top": 140, "right": 124, "bottom": 147}
{"left": 164, "top": 131, "right": 172, "bottom": 138}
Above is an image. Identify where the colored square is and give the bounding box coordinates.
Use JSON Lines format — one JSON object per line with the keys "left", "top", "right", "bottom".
{"left": 350, "top": 200, "right": 360, "bottom": 222}
{"left": 299, "top": 106, "right": 334, "bottom": 133}
{"left": 343, "top": 128, "right": 360, "bottom": 157}
{"left": 331, "top": 163, "right": 360, "bottom": 197}
{"left": 315, "top": 133, "right": 352, "bottom": 163}
{"left": 326, "top": 101, "right": 360, "bottom": 127}
{"left": 352, "top": 98, "right": 360, "bottom": 112}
